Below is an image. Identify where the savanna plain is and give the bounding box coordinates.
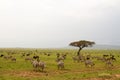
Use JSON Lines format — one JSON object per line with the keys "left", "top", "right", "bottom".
{"left": 0, "top": 48, "right": 120, "bottom": 80}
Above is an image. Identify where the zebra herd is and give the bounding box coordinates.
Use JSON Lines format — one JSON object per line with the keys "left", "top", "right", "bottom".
{"left": 0, "top": 55, "right": 16, "bottom": 62}
{"left": 0, "top": 51, "right": 117, "bottom": 72}
{"left": 72, "top": 54, "right": 116, "bottom": 68}
{"left": 31, "top": 60, "right": 45, "bottom": 72}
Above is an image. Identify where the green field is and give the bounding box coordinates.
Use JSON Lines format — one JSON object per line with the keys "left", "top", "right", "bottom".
{"left": 0, "top": 48, "right": 120, "bottom": 80}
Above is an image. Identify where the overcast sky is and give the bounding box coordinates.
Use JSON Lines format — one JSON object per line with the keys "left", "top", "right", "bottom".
{"left": 0, "top": 0, "right": 120, "bottom": 48}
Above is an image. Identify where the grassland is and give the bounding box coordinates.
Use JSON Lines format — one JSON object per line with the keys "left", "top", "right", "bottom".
{"left": 0, "top": 48, "right": 120, "bottom": 80}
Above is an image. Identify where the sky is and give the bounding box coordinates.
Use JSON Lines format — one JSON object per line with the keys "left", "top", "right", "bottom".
{"left": 0, "top": 0, "right": 120, "bottom": 48}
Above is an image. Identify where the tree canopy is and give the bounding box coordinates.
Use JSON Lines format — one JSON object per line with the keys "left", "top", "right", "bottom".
{"left": 69, "top": 40, "right": 95, "bottom": 55}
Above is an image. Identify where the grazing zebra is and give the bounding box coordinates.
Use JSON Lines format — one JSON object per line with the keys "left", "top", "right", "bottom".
{"left": 31, "top": 60, "right": 45, "bottom": 72}
{"left": 84, "top": 59, "right": 95, "bottom": 67}
{"left": 72, "top": 55, "right": 85, "bottom": 62}
{"left": 11, "top": 57, "right": 16, "bottom": 62}
{"left": 25, "top": 57, "right": 33, "bottom": 61}
{"left": 105, "top": 59, "right": 113, "bottom": 67}
{"left": 72, "top": 56, "right": 80, "bottom": 62}
{"left": 31, "top": 60, "right": 39, "bottom": 71}
{"left": 38, "top": 61, "right": 45, "bottom": 71}
{"left": 57, "top": 60, "right": 64, "bottom": 70}
{"left": 4, "top": 55, "right": 12, "bottom": 60}
{"left": 78, "top": 55, "right": 86, "bottom": 62}
{"left": 56, "top": 56, "right": 65, "bottom": 62}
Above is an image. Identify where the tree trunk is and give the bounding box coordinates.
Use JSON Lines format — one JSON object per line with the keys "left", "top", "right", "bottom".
{"left": 77, "top": 47, "right": 82, "bottom": 56}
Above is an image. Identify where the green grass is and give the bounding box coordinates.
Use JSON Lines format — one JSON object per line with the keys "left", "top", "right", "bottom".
{"left": 0, "top": 48, "right": 120, "bottom": 80}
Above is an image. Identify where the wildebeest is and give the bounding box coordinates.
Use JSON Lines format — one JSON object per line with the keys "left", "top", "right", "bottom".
{"left": 33, "top": 55, "right": 39, "bottom": 60}
{"left": 0, "top": 54, "right": 4, "bottom": 57}
{"left": 56, "top": 56, "right": 65, "bottom": 62}
{"left": 26, "top": 53, "right": 30, "bottom": 56}
{"left": 103, "top": 54, "right": 109, "bottom": 57}
{"left": 47, "top": 53, "right": 51, "bottom": 56}
{"left": 110, "top": 55, "right": 116, "bottom": 61}
{"left": 62, "top": 54, "right": 67, "bottom": 59}
{"left": 86, "top": 55, "right": 91, "bottom": 59}
{"left": 21, "top": 54, "right": 25, "bottom": 57}
{"left": 56, "top": 53, "right": 60, "bottom": 58}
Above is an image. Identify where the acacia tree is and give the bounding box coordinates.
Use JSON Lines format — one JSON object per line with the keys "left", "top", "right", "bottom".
{"left": 69, "top": 40, "right": 95, "bottom": 56}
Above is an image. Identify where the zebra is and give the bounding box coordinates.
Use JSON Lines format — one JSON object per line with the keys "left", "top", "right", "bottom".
{"left": 57, "top": 60, "right": 64, "bottom": 70}
{"left": 56, "top": 56, "right": 65, "bottom": 62}
{"left": 105, "top": 58, "right": 113, "bottom": 67}
{"left": 38, "top": 61, "right": 46, "bottom": 72}
{"left": 31, "top": 60, "right": 39, "bottom": 71}
{"left": 25, "top": 57, "right": 33, "bottom": 61}
{"left": 31, "top": 60, "right": 45, "bottom": 72}
{"left": 72, "top": 56, "right": 80, "bottom": 62}
{"left": 84, "top": 59, "right": 95, "bottom": 67}
{"left": 11, "top": 57, "right": 16, "bottom": 62}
